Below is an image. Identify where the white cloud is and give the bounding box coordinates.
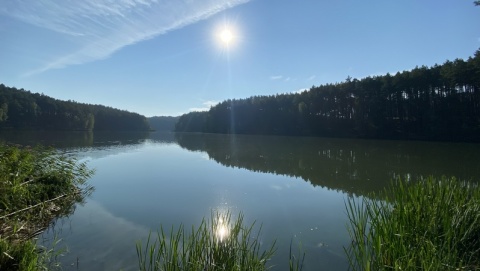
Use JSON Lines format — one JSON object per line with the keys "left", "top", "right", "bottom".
{"left": 270, "top": 75, "right": 295, "bottom": 82}
{"left": 307, "top": 75, "right": 316, "bottom": 81}
{"left": 203, "top": 100, "right": 219, "bottom": 107}
{"left": 2, "top": 0, "right": 251, "bottom": 75}
{"left": 270, "top": 75, "right": 283, "bottom": 80}
{"left": 270, "top": 185, "right": 282, "bottom": 191}
{"left": 189, "top": 100, "right": 219, "bottom": 112}
{"left": 293, "top": 88, "right": 308, "bottom": 94}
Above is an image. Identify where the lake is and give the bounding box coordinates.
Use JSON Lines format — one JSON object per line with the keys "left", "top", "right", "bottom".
{"left": 1, "top": 131, "right": 480, "bottom": 270}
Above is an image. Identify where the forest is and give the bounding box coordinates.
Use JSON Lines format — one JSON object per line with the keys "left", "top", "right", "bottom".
{"left": 0, "top": 84, "right": 150, "bottom": 131}
{"left": 148, "top": 116, "right": 179, "bottom": 131}
{"left": 176, "top": 49, "right": 480, "bottom": 142}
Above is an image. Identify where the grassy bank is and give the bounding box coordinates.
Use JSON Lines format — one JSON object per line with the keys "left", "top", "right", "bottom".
{"left": 345, "top": 176, "right": 480, "bottom": 270}
{"left": 0, "top": 144, "right": 94, "bottom": 270}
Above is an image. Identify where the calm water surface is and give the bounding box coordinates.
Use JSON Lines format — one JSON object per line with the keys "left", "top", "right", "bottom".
{"left": 2, "top": 131, "right": 480, "bottom": 270}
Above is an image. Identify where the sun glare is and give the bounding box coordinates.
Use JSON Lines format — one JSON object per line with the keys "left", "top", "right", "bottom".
{"left": 215, "top": 23, "right": 237, "bottom": 49}
{"left": 215, "top": 217, "right": 230, "bottom": 243}
{"left": 220, "top": 29, "right": 233, "bottom": 44}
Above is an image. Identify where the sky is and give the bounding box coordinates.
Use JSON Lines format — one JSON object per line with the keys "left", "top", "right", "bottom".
{"left": 1, "top": 0, "right": 479, "bottom": 117}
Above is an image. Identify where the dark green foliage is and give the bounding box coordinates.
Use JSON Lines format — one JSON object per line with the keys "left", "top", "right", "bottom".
{"left": 176, "top": 49, "right": 480, "bottom": 142}
{"left": 0, "top": 239, "right": 38, "bottom": 271}
{"left": 175, "top": 111, "right": 208, "bottom": 132}
{"left": 0, "top": 84, "right": 150, "bottom": 131}
{"left": 147, "top": 116, "right": 179, "bottom": 131}
{"left": 0, "top": 144, "right": 94, "bottom": 270}
{"left": 0, "top": 145, "right": 93, "bottom": 214}
{"left": 345, "top": 176, "right": 480, "bottom": 270}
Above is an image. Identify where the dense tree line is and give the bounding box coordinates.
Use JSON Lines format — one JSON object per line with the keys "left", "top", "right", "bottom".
{"left": 176, "top": 49, "right": 480, "bottom": 142}
{"left": 0, "top": 84, "right": 150, "bottom": 131}
{"left": 175, "top": 112, "right": 208, "bottom": 133}
{"left": 147, "top": 116, "right": 179, "bottom": 131}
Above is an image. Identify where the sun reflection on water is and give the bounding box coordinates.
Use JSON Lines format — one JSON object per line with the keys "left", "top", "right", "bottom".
{"left": 214, "top": 214, "right": 231, "bottom": 243}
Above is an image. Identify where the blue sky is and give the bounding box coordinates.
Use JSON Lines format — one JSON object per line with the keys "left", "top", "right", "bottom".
{"left": 1, "top": 0, "right": 479, "bottom": 117}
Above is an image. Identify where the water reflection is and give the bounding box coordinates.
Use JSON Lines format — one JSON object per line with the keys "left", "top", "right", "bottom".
{"left": 0, "top": 130, "right": 152, "bottom": 149}
{"left": 6, "top": 130, "right": 478, "bottom": 198}
{"left": 215, "top": 216, "right": 230, "bottom": 243}
{"left": 0, "top": 131, "right": 179, "bottom": 161}
{"left": 3, "top": 131, "right": 479, "bottom": 270}
{"left": 175, "top": 133, "right": 480, "bottom": 196}
{"left": 33, "top": 132, "right": 355, "bottom": 270}
{"left": 40, "top": 200, "right": 150, "bottom": 270}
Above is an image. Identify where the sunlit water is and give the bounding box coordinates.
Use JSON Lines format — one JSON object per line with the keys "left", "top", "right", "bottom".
{"left": 2, "top": 131, "right": 480, "bottom": 270}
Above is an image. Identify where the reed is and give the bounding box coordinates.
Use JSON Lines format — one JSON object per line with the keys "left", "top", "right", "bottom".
{"left": 345, "top": 176, "right": 480, "bottom": 271}
{"left": 136, "top": 212, "right": 278, "bottom": 271}
{"left": 0, "top": 143, "right": 94, "bottom": 270}
{"left": 0, "top": 238, "right": 38, "bottom": 271}
{"left": 289, "top": 240, "right": 305, "bottom": 271}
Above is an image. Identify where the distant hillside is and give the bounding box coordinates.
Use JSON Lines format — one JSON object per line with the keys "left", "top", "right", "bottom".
{"left": 0, "top": 84, "right": 150, "bottom": 131}
{"left": 176, "top": 49, "right": 480, "bottom": 142}
{"left": 148, "top": 116, "right": 179, "bottom": 131}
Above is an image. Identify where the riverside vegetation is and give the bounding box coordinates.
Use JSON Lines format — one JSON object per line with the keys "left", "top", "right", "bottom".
{"left": 0, "top": 143, "right": 94, "bottom": 270}
{"left": 345, "top": 176, "right": 480, "bottom": 271}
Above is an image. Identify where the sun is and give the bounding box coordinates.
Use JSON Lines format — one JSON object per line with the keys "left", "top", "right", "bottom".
{"left": 220, "top": 29, "right": 233, "bottom": 44}
{"left": 213, "top": 19, "right": 239, "bottom": 50}
{"left": 215, "top": 24, "right": 237, "bottom": 49}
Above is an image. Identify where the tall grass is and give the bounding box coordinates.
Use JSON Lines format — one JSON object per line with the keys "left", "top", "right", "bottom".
{"left": 345, "top": 176, "right": 480, "bottom": 271}
{"left": 0, "top": 238, "right": 38, "bottom": 271}
{"left": 137, "top": 212, "right": 278, "bottom": 271}
{"left": 288, "top": 240, "right": 305, "bottom": 271}
{"left": 0, "top": 143, "right": 94, "bottom": 270}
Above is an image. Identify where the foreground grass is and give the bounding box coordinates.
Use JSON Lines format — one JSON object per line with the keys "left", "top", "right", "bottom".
{"left": 137, "top": 212, "right": 305, "bottom": 271}
{"left": 137, "top": 212, "right": 277, "bottom": 271}
{"left": 345, "top": 176, "right": 480, "bottom": 271}
{"left": 0, "top": 143, "right": 94, "bottom": 270}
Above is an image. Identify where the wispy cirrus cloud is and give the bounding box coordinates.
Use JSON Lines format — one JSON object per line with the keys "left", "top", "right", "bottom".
{"left": 270, "top": 75, "right": 297, "bottom": 82}
{"left": 1, "top": 0, "right": 251, "bottom": 75}
{"left": 189, "top": 100, "right": 219, "bottom": 112}
{"left": 270, "top": 75, "right": 283, "bottom": 80}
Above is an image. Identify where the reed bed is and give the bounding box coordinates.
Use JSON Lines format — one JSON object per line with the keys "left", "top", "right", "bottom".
{"left": 0, "top": 143, "right": 94, "bottom": 270}
{"left": 137, "top": 212, "right": 289, "bottom": 271}
{"left": 345, "top": 176, "right": 480, "bottom": 271}
{"left": 136, "top": 212, "right": 276, "bottom": 271}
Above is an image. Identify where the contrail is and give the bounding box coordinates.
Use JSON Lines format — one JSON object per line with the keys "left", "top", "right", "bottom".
{"left": 1, "top": 0, "right": 252, "bottom": 75}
